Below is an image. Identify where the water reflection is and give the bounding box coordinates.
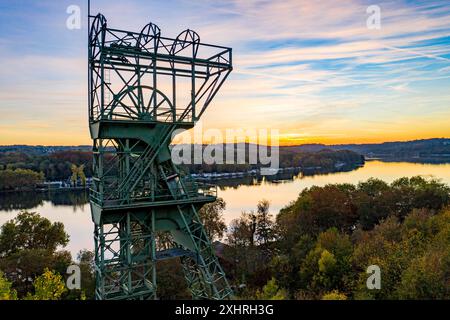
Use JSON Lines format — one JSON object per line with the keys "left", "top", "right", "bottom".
{"left": 0, "top": 165, "right": 362, "bottom": 209}
{"left": 213, "top": 164, "right": 362, "bottom": 189}
{"left": 1, "top": 161, "right": 450, "bottom": 256}
{"left": 0, "top": 190, "right": 89, "bottom": 212}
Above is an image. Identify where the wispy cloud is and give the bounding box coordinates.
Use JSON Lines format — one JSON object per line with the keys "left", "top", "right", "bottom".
{"left": 0, "top": 0, "right": 449, "bottom": 144}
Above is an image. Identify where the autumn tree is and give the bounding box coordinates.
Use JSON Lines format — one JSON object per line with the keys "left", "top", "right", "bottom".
{"left": 0, "top": 271, "right": 17, "bottom": 300}
{"left": 0, "top": 168, "right": 44, "bottom": 191}
{"left": 74, "top": 250, "right": 95, "bottom": 300}
{"left": 256, "top": 278, "right": 287, "bottom": 300}
{"left": 225, "top": 201, "right": 277, "bottom": 294}
{"left": 26, "top": 268, "right": 67, "bottom": 300}
{"left": 227, "top": 213, "right": 256, "bottom": 247}
{"left": 0, "top": 212, "right": 70, "bottom": 297}
{"left": 322, "top": 290, "right": 347, "bottom": 300}
{"left": 78, "top": 164, "right": 86, "bottom": 186}
{"left": 255, "top": 199, "right": 274, "bottom": 246}
{"left": 198, "top": 198, "right": 227, "bottom": 241}
{"left": 0, "top": 211, "right": 69, "bottom": 256}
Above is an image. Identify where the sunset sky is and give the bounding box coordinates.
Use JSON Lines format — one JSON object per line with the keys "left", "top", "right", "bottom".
{"left": 0, "top": 0, "right": 450, "bottom": 146}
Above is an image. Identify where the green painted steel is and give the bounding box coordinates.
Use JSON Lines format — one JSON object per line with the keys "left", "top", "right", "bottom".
{"left": 88, "top": 13, "right": 233, "bottom": 300}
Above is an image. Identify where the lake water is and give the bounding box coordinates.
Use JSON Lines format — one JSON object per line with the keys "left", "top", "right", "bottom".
{"left": 1, "top": 160, "right": 450, "bottom": 257}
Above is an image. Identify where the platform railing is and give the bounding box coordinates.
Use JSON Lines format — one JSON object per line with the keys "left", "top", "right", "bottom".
{"left": 90, "top": 178, "right": 217, "bottom": 208}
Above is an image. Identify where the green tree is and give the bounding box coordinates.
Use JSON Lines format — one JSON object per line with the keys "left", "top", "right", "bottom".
{"left": 390, "top": 176, "right": 450, "bottom": 219}
{"left": 70, "top": 164, "right": 78, "bottom": 186}
{"left": 70, "top": 164, "right": 87, "bottom": 186}
{"left": 78, "top": 164, "right": 86, "bottom": 186}
{"left": 0, "top": 271, "right": 17, "bottom": 300}
{"left": 296, "top": 228, "right": 354, "bottom": 297}
{"left": 77, "top": 249, "right": 95, "bottom": 299}
{"left": 0, "top": 211, "right": 69, "bottom": 256}
{"left": 226, "top": 215, "right": 256, "bottom": 281}
{"left": 255, "top": 199, "right": 274, "bottom": 246}
{"left": 395, "top": 209, "right": 450, "bottom": 299}
{"left": 256, "top": 277, "right": 287, "bottom": 300}
{"left": 355, "top": 178, "right": 396, "bottom": 230}
{"left": 226, "top": 209, "right": 272, "bottom": 292}
{"left": 156, "top": 260, "right": 190, "bottom": 299}
{"left": 0, "top": 168, "right": 44, "bottom": 191}
{"left": 396, "top": 248, "right": 450, "bottom": 299}
{"left": 198, "top": 198, "right": 227, "bottom": 241}
{"left": 317, "top": 250, "right": 337, "bottom": 289}
{"left": 26, "top": 268, "right": 66, "bottom": 300}
{"left": 0, "top": 249, "right": 70, "bottom": 297}
{"left": 276, "top": 184, "right": 358, "bottom": 241}
{"left": 322, "top": 290, "right": 347, "bottom": 300}
{"left": 0, "top": 212, "right": 70, "bottom": 298}
{"left": 227, "top": 213, "right": 256, "bottom": 247}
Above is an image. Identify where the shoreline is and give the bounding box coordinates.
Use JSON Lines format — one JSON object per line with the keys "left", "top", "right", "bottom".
{"left": 5, "top": 157, "right": 450, "bottom": 194}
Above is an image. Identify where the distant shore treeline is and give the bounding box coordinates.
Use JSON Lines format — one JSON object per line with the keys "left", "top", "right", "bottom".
{"left": 289, "top": 138, "right": 450, "bottom": 161}
{"left": 1, "top": 137, "right": 449, "bottom": 192}
{"left": 0, "top": 150, "right": 92, "bottom": 182}
{"left": 178, "top": 145, "right": 364, "bottom": 174}
{"left": 0, "top": 146, "right": 363, "bottom": 191}
{"left": 1, "top": 138, "right": 449, "bottom": 158}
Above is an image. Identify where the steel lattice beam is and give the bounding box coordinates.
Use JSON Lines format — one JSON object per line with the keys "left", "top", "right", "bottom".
{"left": 88, "top": 12, "right": 233, "bottom": 300}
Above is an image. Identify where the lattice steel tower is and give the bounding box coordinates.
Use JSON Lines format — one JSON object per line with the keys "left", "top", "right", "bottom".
{"left": 88, "top": 12, "right": 233, "bottom": 300}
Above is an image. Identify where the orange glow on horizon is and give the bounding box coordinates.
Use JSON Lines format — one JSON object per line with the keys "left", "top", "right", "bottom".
{"left": 1, "top": 132, "right": 449, "bottom": 147}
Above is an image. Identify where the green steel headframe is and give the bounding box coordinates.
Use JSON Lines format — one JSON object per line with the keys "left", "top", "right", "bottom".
{"left": 87, "top": 12, "right": 233, "bottom": 300}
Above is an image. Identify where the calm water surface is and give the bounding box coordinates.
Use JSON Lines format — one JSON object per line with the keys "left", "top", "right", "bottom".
{"left": 1, "top": 160, "right": 450, "bottom": 256}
